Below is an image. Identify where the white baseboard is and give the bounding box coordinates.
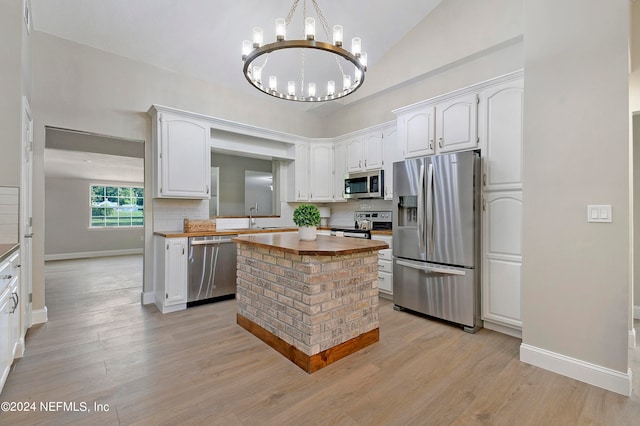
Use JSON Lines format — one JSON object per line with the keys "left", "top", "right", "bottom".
{"left": 141, "top": 291, "right": 155, "bottom": 305}
{"left": 45, "top": 248, "right": 143, "bottom": 261}
{"left": 634, "top": 305, "right": 640, "bottom": 320}
{"left": 630, "top": 328, "right": 637, "bottom": 349}
{"left": 520, "top": 343, "right": 631, "bottom": 396}
{"left": 32, "top": 306, "right": 48, "bottom": 324}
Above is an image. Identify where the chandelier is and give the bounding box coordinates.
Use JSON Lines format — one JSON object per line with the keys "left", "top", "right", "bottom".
{"left": 242, "top": 0, "right": 367, "bottom": 102}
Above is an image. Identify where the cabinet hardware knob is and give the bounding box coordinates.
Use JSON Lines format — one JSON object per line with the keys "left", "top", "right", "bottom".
{"left": 429, "top": 139, "right": 433, "bottom": 150}
{"left": 482, "top": 198, "right": 486, "bottom": 211}
{"left": 483, "top": 174, "right": 486, "bottom": 186}
{"left": 0, "top": 275, "right": 12, "bottom": 280}
{"left": 438, "top": 138, "right": 443, "bottom": 148}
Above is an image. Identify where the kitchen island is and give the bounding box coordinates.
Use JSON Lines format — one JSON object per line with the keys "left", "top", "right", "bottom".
{"left": 232, "top": 233, "right": 388, "bottom": 373}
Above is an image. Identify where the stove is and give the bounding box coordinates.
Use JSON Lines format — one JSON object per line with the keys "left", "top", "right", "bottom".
{"left": 329, "top": 228, "right": 372, "bottom": 239}
{"left": 330, "top": 210, "right": 392, "bottom": 239}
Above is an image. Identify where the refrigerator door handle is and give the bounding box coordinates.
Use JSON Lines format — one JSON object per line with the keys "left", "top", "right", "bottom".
{"left": 426, "top": 163, "right": 434, "bottom": 254}
{"left": 417, "top": 163, "right": 426, "bottom": 253}
{"left": 396, "top": 259, "right": 467, "bottom": 276}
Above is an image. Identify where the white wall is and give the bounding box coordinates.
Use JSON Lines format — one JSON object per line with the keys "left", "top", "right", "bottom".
{"left": 44, "top": 177, "right": 143, "bottom": 258}
{"left": 521, "top": 0, "right": 630, "bottom": 384}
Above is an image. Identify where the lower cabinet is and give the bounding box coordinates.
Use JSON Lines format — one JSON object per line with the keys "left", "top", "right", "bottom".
{"left": 0, "top": 250, "right": 21, "bottom": 393}
{"left": 372, "top": 235, "right": 393, "bottom": 298}
{"left": 481, "top": 191, "right": 522, "bottom": 336}
{"left": 154, "top": 236, "right": 188, "bottom": 313}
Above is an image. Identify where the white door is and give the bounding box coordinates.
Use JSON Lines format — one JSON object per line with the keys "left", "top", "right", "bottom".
{"left": 436, "top": 94, "right": 478, "bottom": 153}
{"left": 309, "top": 143, "right": 333, "bottom": 201}
{"left": 21, "top": 97, "right": 32, "bottom": 330}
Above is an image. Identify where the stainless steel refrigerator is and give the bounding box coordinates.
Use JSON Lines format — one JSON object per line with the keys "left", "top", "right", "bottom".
{"left": 392, "top": 150, "right": 481, "bottom": 332}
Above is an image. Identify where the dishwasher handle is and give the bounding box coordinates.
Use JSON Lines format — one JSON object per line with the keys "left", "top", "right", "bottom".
{"left": 189, "top": 238, "right": 236, "bottom": 246}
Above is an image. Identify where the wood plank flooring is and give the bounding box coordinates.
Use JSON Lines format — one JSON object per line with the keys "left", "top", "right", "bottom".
{"left": 0, "top": 255, "right": 639, "bottom": 425}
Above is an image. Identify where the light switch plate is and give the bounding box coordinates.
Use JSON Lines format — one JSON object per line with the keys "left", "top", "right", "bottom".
{"left": 587, "top": 205, "right": 612, "bottom": 223}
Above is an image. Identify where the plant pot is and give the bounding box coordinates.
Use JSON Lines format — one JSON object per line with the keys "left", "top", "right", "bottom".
{"left": 298, "top": 226, "right": 317, "bottom": 241}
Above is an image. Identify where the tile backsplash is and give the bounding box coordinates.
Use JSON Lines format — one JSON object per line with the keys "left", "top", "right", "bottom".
{"left": 0, "top": 187, "right": 19, "bottom": 244}
{"left": 153, "top": 198, "right": 209, "bottom": 232}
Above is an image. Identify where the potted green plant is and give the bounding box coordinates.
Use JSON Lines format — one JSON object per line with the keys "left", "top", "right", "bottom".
{"left": 292, "top": 204, "right": 321, "bottom": 241}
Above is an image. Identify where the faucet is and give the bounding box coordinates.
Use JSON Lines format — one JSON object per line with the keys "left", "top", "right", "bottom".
{"left": 249, "top": 203, "right": 258, "bottom": 229}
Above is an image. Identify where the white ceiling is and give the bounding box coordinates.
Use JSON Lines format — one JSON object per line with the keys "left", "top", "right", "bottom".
{"left": 30, "top": 0, "right": 442, "bottom": 104}
{"left": 33, "top": 1, "right": 442, "bottom": 182}
{"left": 44, "top": 149, "right": 144, "bottom": 183}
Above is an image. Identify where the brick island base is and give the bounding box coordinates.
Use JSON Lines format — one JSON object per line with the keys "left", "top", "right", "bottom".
{"left": 233, "top": 234, "right": 387, "bottom": 373}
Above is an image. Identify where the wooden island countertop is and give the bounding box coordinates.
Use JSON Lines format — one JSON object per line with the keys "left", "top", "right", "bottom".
{"left": 232, "top": 233, "right": 388, "bottom": 256}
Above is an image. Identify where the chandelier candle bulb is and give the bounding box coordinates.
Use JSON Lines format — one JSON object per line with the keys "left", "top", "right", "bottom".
{"left": 327, "top": 80, "right": 335, "bottom": 96}
{"left": 253, "top": 27, "right": 263, "bottom": 48}
{"left": 242, "top": 40, "right": 252, "bottom": 60}
{"left": 360, "top": 52, "right": 368, "bottom": 69}
{"left": 355, "top": 67, "right": 362, "bottom": 82}
{"left": 343, "top": 75, "right": 351, "bottom": 91}
{"left": 333, "top": 25, "right": 343, "bottom": 46}
{"left": 308, "top": 83, "right": 316, "bottom": 97}
{"left": 305, "top": 17, "right": 315, "bottom": 40}
{"left": 288, "top": 81, "right": 296, "bottom": 96}
{"left": 352, "top": 37, "right": 362, "bottom": 57}
{"left": 275, "top": 18, "right": 286, "bottom": 41}
{"left": 269, "top": 76, "right": 277, "bottom": 91}
{"left": 253, "top": 66, "right": 262, "bottom": 83}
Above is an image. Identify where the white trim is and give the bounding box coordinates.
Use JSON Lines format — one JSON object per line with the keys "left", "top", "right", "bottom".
{"left": 45, "top": 248, "right": 143, "bottom": 261}
{"left": 141, "top": 291, "right": 155, "bottom": 305}
{"left": 520, "top": 343, "right": 632, "bottom": 396}
{"left": 156, "top": 302, "right": 186, "bottom": 314}
{"left": 483, "top": 320, "right": 522, "bottom": 339}
{"left": 31, "top": 307, "right": 48, "bottom": 325}
{"left": 634, "top": 305, "right": 640, "bottom": 319}
{"left": 630, "top": 328, "right": 637, "bottom": 349}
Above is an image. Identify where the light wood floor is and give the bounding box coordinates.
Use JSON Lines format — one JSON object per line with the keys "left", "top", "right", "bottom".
{"left": 1, "top": 255, "right": 639, "bottom": 425}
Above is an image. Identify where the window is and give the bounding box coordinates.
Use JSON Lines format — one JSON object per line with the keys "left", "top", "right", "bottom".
{"left": 90, "top": 185, "right": 144, "bottom": 228}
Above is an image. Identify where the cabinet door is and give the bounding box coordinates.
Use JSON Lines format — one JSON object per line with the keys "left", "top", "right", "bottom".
{"left": 398, "top": 106, "right": 435, "bottom": 158}
{"left": 436, "top": 94, "right": 478, "bottom": 153}
{"left": 165, "top": 238, "right": 187, "bottom": 306}
{"left": 346, "top": 137, "right": 363, "bottom": 172}
{"left": 363, "top": 131, "right": 383, "bottom": 170}
{"left": 382, "top": 126, "right": 399, "bottom": 200}
{"left": 309, "top": 143, "right": 334, "bottom": 201}
{"left": 294, "top": 142, "right": 310, "bottom": 201}
{"left": 0, "top": 289, "right": 10, "bottom": 391}
{"left": 482, "top": 191, "right": 522, "bottom": 329}
{"left": 481, "top": 79, "right": 524, "bottom": 191}
{"left": 333, "top": 140, "right": 347, "bottom": 201}
{"left": 159, "top": 113, "right": 211, "bottom": 198}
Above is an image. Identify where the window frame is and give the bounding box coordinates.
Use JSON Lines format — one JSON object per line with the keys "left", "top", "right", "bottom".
{"left": 89, "top": 183, "right": 144, "bottom": 229}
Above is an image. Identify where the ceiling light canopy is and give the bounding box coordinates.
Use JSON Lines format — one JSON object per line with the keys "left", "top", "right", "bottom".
{"left": 242, "top": 0, "right": 367, "bottom": 102}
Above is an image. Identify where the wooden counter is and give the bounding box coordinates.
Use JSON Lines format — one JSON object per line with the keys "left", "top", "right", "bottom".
{"left": 233, "top": 234, "right": 388, "bottom": 373}
{"left": 153, "top": 228, "right": 298, "bottom": 238}
{"left": 0, "top": 244, "right": 19, "bottom": 263}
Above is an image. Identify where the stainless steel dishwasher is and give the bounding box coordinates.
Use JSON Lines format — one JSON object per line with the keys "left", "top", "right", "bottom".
{"left": 187, "top": 235, "right": 237, "bottom": 307}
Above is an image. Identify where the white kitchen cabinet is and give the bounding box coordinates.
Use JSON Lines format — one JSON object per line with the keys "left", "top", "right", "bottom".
{"left": 333, "top": 140, "right": 348, "bottom": 202}
{"left": 309, "top": 143, "right": 334, "bottom": 201}
{"left": 397, "top": 105, "right": 436, "bottom": 158}
{"left": 0, "top": 249, "right": 20, "bottom": 393}
{"left": 480, "top": 78, "right": 524, "bottom": 191}
{"left": 289, "top": 142, "right": 310, "bottom": 201}
{"left": 395, "top": 93, "right": 478, "bottom": 158}
{"left": 149, "top": 107, "right": 211, "bottom": 199}
{"left": 372, "top": 234, "right": 393, "bottom": 298}
{"left": 154, "top": 236, "right": 188, "bottom": 313}
{"left": 435, "top": 93, "right": 478, "bottom": 153}
{"left": 346, "top": 131, "right": 383, "bottom": 172}
{"left": 482, "top": 191, "right": 522, "bottom": 334}
{"left": 478, "top": 73, "right": 524, "bottom": 337}
{"left": 382, "top": 125, "right": 400, "bottom": 200}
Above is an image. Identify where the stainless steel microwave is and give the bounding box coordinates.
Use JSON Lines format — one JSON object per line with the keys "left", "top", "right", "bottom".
{"left": 344, "top": 170, "right": 384, "bottom": 199}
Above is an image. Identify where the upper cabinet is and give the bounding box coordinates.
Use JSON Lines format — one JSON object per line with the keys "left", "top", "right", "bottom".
{"left": 346, "top": 131, "right": 383, "bottom": 172}
{"left": 288, "top": 141, "right": 335, "bottom": 202}
{"left": 149, "top": 106, "right": 211, "bottom": 199}
{"left": 479, "top": 79, "right": 524, "bottom": 191}
{"left": 396, "top": 93, "right": 478, "bottom": 158}
{"left": 381, "top": 125, "right": 400, "bottom": 201}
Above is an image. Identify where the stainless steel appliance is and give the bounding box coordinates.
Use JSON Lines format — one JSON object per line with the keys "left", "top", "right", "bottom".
{"left": 329, "top": 210, "right": 392, "bottom": 239}
{"left": 187, "top": 235, "right": 237, "bottom": 306}
{"left": 344, "top": 170, "right": 384, "bottom": 199}
{"left": 392, "top": 150, "right": 481, "bottom": 332}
